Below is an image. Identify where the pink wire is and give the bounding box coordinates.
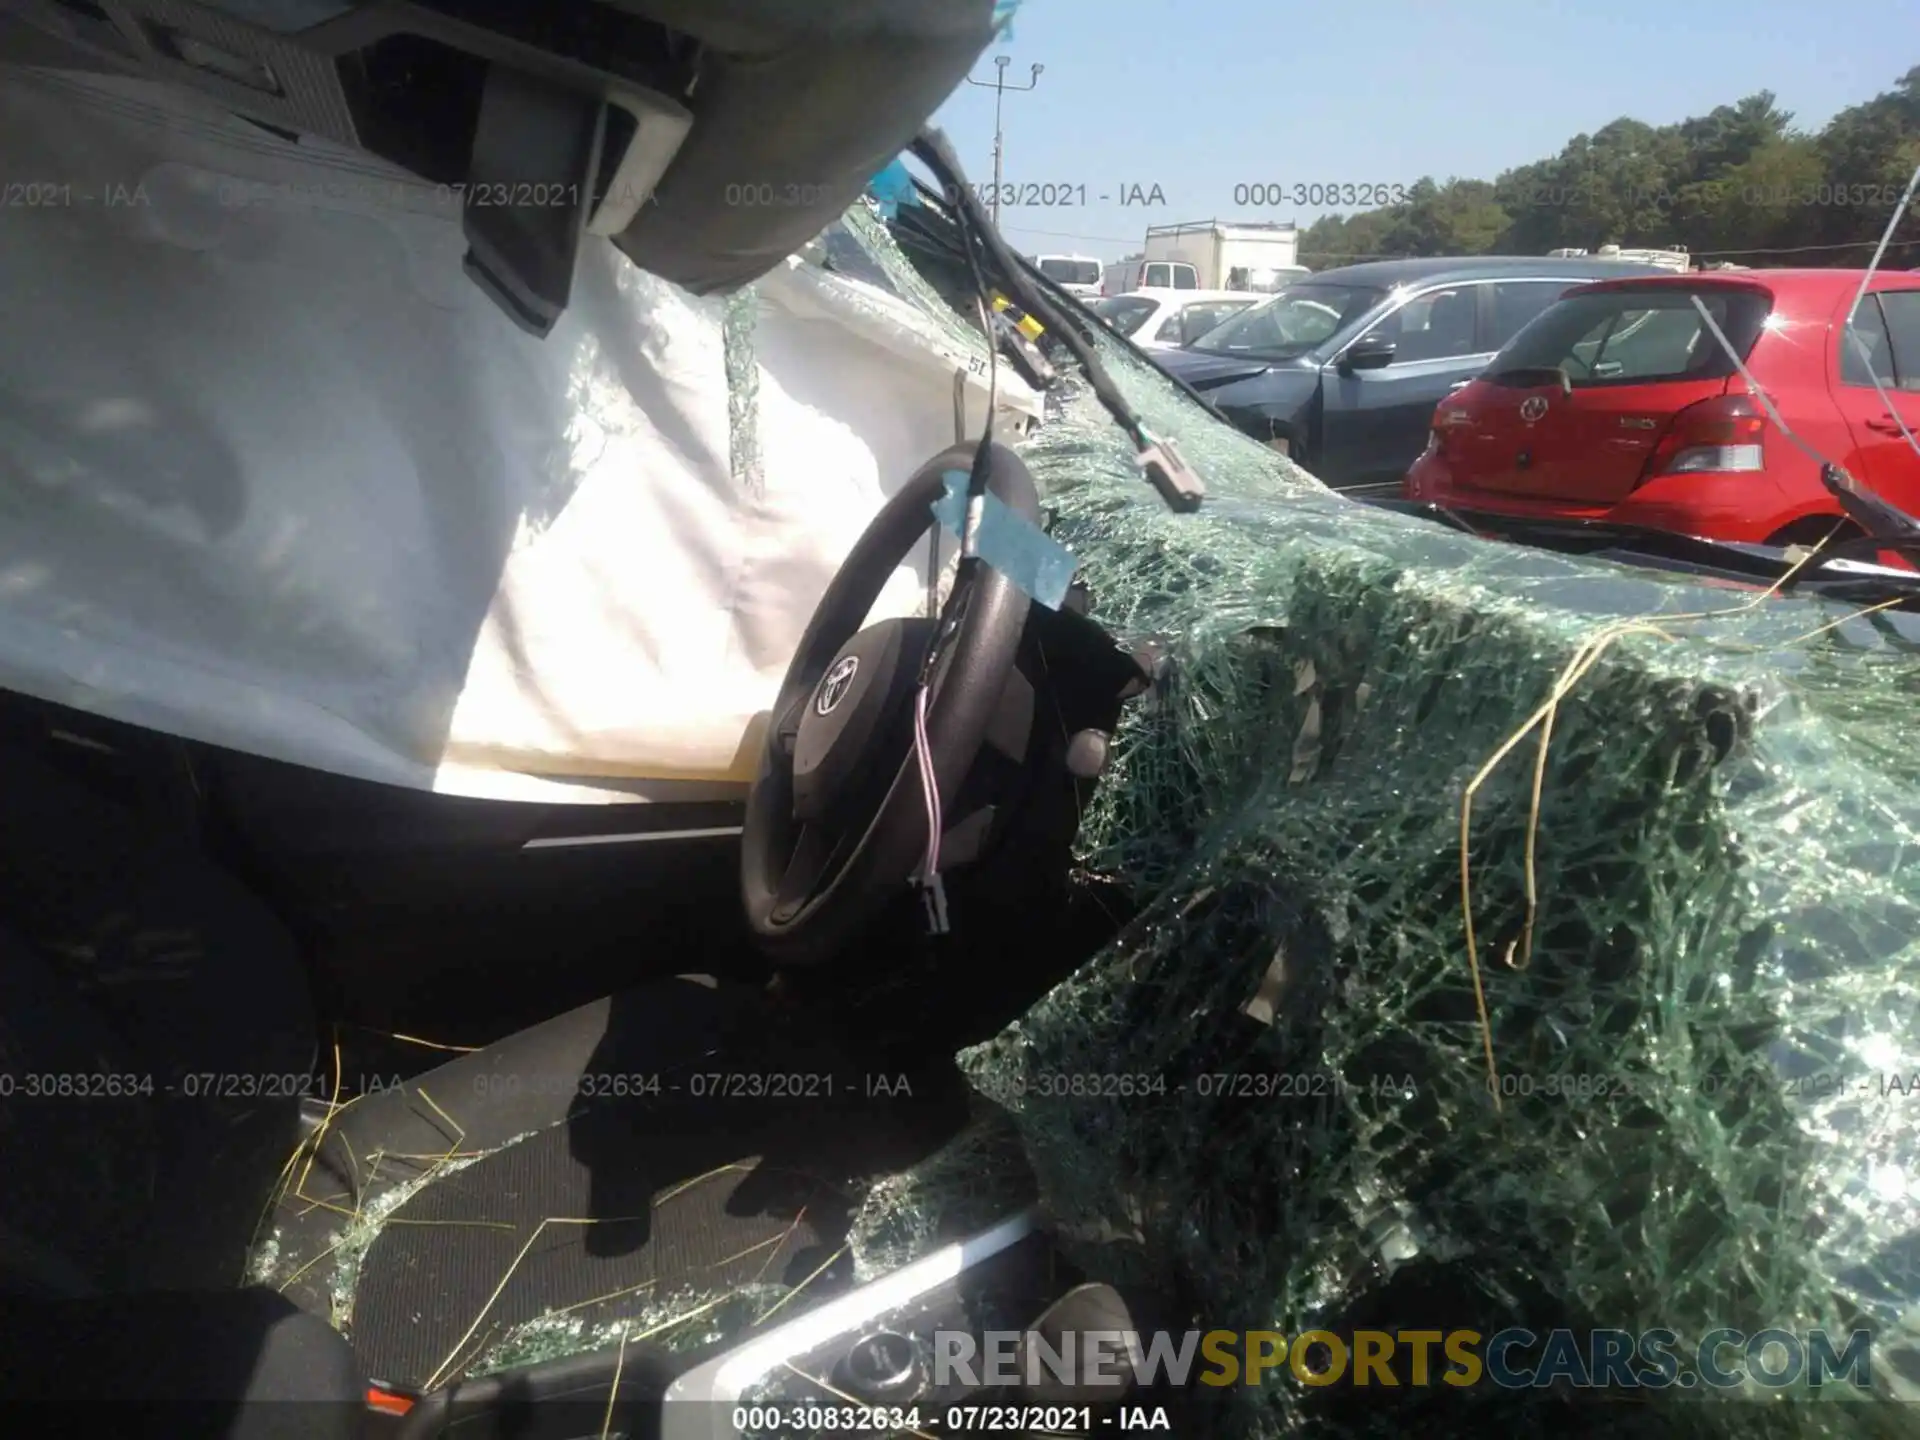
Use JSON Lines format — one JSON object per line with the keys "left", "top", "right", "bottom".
{"left": 913, "top": 685, "right": 942, "bottom": 881}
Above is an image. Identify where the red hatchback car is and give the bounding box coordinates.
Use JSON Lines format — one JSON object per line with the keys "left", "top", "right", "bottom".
{"left": 1404, "top": 269, "right": 1920, "bottom": 548}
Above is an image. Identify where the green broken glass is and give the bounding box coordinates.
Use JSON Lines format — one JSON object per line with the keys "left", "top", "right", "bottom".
{"left": 843, "top": 204, "right": 1920, "bottom": 1438}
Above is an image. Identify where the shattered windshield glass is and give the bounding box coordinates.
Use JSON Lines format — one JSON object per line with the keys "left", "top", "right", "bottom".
{"left": 839, "top": 204, "right": 1920, "bottom": 1437}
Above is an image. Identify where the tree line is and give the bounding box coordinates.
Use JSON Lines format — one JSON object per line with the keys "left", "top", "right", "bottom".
{"left": 1298, "top": 65, "right": 1920, "bottom": 269}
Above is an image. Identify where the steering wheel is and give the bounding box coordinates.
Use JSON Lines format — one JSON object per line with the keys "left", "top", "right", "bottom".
{"left": 740, "top": 441, "right": 1040, "bottom": 966}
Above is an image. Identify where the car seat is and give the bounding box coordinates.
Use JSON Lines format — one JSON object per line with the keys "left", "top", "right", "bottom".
{"left": 1420, "top": 288, "right": 1478, "bottom": 359}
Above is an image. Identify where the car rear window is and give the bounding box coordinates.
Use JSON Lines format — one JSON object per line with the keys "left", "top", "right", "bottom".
{"left": 1180, "top": 299, "right": 1252, "bottom": 335}
{"left": 1488, "top": 286, "right": 1773, "bottom": 388}
{"left": 1092, "top": 295, "right": 1159, "bottom": 336}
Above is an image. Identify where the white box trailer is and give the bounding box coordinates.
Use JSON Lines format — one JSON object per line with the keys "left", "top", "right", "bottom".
{"left": 1141, "top": 221, "right": 1304, "bottom": 293}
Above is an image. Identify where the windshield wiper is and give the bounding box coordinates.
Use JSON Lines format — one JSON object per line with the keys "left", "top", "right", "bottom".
{"left": 1817, "top": 461, "right": 1920, "bottom": 557}
{"left": 1378, "top": 500, "right": 1920, "bottom": 608}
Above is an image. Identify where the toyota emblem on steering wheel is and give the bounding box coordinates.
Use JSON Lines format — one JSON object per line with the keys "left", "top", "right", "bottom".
{"left": 815, "top": 655, "right": 860, "bottom": 716}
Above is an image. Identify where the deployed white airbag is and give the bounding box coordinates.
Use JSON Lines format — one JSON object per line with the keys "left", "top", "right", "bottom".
{"left": 0, "top": 68, "right": 1039, "bottom": 802}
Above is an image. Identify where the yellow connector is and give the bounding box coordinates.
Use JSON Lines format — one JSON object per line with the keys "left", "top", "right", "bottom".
{"left": 991, "top": 292, "right": 1046, "bottom": 342}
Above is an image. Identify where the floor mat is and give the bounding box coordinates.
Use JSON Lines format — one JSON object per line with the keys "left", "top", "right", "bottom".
{"left": 346, "top": 1075, "right": 971, "bottom": 1388}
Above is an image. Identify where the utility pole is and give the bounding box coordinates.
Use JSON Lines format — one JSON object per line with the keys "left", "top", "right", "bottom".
{"left": 964, "top": 55, "right": 1043, "bottom": 227}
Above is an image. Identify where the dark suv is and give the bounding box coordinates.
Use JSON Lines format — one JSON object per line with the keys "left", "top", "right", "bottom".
{"left": 1156, "top": 255, "right": 1669, "bottom": 493}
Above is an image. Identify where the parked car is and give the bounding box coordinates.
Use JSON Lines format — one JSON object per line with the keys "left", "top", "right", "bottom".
{"left": 1155, "top": 255, "right": 1667, "bottom": 492}
{"left": 1404, "top": 269, "right": 1920, "bottom": 546}
{"left": 1032, "top": 252, "right": 1105, "bottom": 298}
{"left": 1090, "top": 288, "right": 1260, "bottom": 350}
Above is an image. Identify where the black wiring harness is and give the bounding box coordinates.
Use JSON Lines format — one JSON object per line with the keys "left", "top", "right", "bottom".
{"left": 906, "top": 128, "right": 1206, "bottom": 515}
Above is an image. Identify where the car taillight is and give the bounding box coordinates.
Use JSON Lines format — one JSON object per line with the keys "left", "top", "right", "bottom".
{"left": 1640, "top": 394, "right": 1766, "bottom": 481}
{"left": 1427, "top": 400, "right": 1471, "bottom": 458}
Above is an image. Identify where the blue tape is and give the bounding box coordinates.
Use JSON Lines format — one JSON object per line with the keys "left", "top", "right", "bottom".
{"left": 866, "top": 156, "right": 918, "bottom": 221}
{"left": 933, "top": 469, "right": 1074, "bottom": 611}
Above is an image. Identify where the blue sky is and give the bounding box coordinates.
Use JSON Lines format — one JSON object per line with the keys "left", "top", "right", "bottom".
{"left": 929, "top": 0, "right": 1920, "bottom": 262}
